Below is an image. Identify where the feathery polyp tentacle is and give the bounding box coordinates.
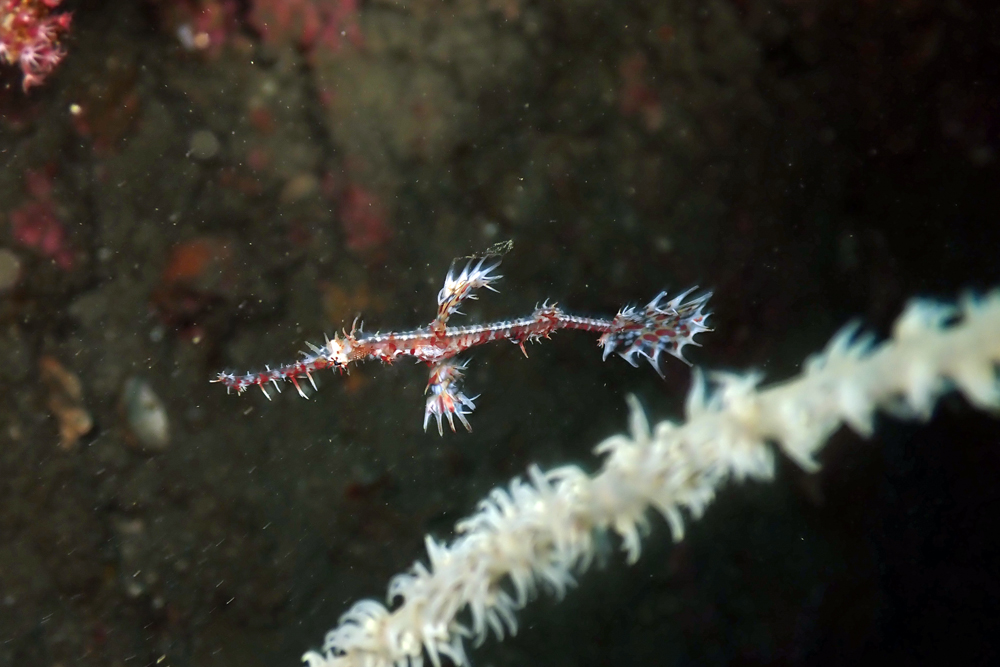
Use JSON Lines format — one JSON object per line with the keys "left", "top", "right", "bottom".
{"left": 433, "top": 256, "right": 504, "bottom": 331}
{"left": 424, "top": 359, "right": 478, "bottom": 435}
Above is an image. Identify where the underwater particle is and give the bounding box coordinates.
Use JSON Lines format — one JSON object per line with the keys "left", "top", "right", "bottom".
{"left": 67, "top": 56, "right": 141, "bottom": 154}
{"left": 122, "top": 377, "right": 170, "bottom": 452}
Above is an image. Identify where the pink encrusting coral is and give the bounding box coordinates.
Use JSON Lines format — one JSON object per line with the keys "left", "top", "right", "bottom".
{"left": 249, "top": 0, "right": 362, "bottom": 58}
{"left": 9, "top": 200, "right": 73, "bottom": 270}
{"left": 0, "top": 0, "right": 72, "bottom": 91}
{"left": 7, "top": 167, "right": 75, "bottom": 270}
{"left": 165, "top": 0, "right": 241, "bottom": 57}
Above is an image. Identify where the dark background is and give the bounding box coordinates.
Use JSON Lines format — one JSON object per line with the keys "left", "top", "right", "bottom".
{"left": 0, "top": 0, "right": 998, "bottom": 665}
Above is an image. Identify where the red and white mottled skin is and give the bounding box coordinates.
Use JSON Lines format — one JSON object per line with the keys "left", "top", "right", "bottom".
{"left": 213, "top": 255, "right": 713, "bottom": 434}
{"left": 0, "top": 0, "right": 72, "bottom": 92}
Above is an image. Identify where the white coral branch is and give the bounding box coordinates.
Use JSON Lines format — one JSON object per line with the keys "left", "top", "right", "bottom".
{"left": 303, "top": 291, "right": 1000, "bottom": 667}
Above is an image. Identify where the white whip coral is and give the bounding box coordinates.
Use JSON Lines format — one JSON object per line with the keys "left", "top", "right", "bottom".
{"left": 303, "top": 290, "right": 1000, "bottom": 667}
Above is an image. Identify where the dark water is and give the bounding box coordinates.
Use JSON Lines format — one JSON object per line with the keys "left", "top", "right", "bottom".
{"left": 1, "top": 0, "right": 998, "bottom": 665}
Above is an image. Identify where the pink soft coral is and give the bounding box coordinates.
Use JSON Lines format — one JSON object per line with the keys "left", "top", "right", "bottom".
{"left": 7, "top": 167, "right": 75, "bottom": 270}
{"left": 0, "top": 0, "right": 72, "bottom": 91}
{"left": 9, "top": 199, "right": 74, "bottom": 270}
